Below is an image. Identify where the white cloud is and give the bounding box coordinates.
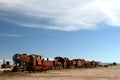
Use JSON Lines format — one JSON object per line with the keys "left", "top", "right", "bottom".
{"left": 0, "top": 59, "right": 10, "bottom": 62}
{"left": 0, "top": 34, "right": 22, "bottom": 37}
{"left": 0, "top": 0, "right": 120, "bottom": 31}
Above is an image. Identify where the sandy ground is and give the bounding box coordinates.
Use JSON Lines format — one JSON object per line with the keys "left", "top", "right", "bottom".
{"left": 0, "top": 65, "right": 120, "bottom": 80}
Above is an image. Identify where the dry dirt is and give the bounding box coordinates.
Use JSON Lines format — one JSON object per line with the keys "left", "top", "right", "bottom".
{"left": 0, "top": 65, "right": 120, "bottom": 80}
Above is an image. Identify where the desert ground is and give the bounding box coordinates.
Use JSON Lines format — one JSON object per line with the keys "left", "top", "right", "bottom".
{"left": 0, "top": 65, "right": 120, "bottom": 80}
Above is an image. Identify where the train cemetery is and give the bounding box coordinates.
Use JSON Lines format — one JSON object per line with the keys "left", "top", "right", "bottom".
{"left": 0, "top": 53, "right": 117, "bottom": 72}
{"left": 0, "top": 53, "right": 119, "bottom": 80}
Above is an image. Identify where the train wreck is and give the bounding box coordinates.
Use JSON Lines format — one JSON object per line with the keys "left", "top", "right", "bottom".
{"left": 11, "top": 53, "right": 101, "bottom": 72}
{"left": 0, "top": 53, "right": 117, "bottom": 72}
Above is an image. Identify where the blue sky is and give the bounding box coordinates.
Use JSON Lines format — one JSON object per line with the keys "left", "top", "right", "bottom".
{"left": 0, "top": 0, "right": 120, "bottom": 63}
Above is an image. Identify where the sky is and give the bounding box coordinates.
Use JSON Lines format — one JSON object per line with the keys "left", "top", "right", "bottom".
{"left": 0, "top": 0, "right": 120, "bottom": 64}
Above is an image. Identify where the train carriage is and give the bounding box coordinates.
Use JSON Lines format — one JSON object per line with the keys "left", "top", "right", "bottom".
{"left": 12, "top": 53, "right": 101, "bottom": 72}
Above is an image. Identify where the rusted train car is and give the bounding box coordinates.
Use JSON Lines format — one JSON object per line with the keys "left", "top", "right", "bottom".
{"left": 12, "top": 53, "right": 101, "bottom": 72}
{"left": 71, "top": 59, "right": 100, "bottom": 68}
{"left": 12, "top": 54, "right": 57, "bottom": 72}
